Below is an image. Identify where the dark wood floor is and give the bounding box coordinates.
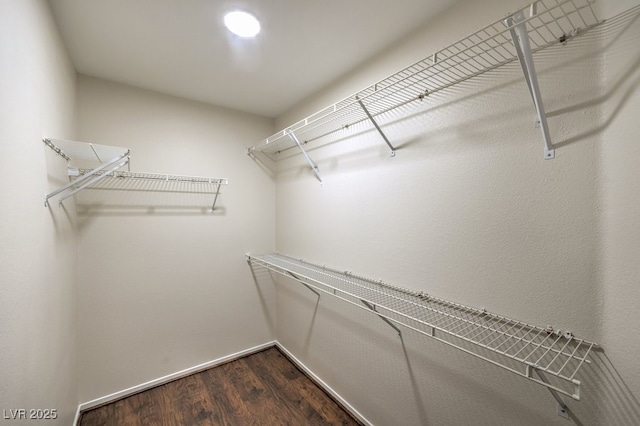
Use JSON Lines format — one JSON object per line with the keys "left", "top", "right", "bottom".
{"left": 79, "top": 346, "right": 362, "bottom": 425}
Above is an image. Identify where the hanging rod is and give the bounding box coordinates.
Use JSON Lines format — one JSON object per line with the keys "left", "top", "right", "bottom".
{"left": 247, "top": 253, "right": 597, "bottom": 400}
{"left": 247, "top": 0, "right": 601, "bottom": 161}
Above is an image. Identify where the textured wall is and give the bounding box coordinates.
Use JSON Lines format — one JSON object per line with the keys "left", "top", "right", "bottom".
{"left": 598, "top": 1, "right": 640, "bottom": 424}
{"left": 75, "top": 76, "right": 276, "bottom": 402}
{"left": 272, "top": 0, "right": 640, "bottom": 424}
{"left": 0, "top": 0, "right": 78, "bottom": 424}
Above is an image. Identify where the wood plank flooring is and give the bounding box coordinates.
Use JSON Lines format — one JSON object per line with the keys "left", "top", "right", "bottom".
{"left": 79, "top": 347, "right": 362, "bottom": 425}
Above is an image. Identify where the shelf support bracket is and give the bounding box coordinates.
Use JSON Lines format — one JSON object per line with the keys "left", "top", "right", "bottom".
{"left": 286, "top": 271, "right": 321, "bottom": 299}
{"left": 211, "top": 182, "right": 221, "bottom": 211}
{"left": 57, "top": 157, "right": 129, "bottom": 206}
{"left": 361, "top": 299, "right": 402, "bottom": 337}
{"left": 45, "top": 151, "right": 130, "bottom": 207}
{"left": 505, "top": 10, "right": 555, "bottom": 160}
{"left": 356, "top": 96, "right": 396, "bottom": 157}
{"left": 533, "top": 369, "right": 576, "bottom": 421}
{"left": 286, "top": 130, "right": 322, "bottom": 184}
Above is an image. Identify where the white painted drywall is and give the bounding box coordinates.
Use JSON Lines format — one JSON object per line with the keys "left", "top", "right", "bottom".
{"left": 598, "top": 1, "right": 640, "bottom": 424}
{"left": 0, "top": 0, "right": 78, "bottom": 424}
{"left": 75, "top": 76, "right": 276, "bottom": 402}
{"left": 272, "top": 0, "right": 640, "bottom": 424}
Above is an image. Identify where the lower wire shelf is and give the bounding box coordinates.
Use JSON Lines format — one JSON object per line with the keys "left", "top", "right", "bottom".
{"left": 247, "top": 253, "right": 597, "bottom": 400}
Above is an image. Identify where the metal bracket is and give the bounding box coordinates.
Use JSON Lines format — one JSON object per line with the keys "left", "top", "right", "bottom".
{"left": 361, "top": 299, "right": 402, "bottom": 337}
{"left": 356, "top": 95, "right": 396, "bottom": 157}
{"left": 286, "top": 130, "right": 323, "bottom": 183}
{"left": 211, "top": 181, "right": 222, "bottom": 211}
{"left": 286, "top": 271, "right": 321, "bottom": 299}
{"left": 44, "top": 151, "right": 130, "bottom": 207}
{"left": 505, "top": 11, "right": 555, "bottom": 160}
{"left": 534, "top": 369, "right": 575, "bottom": 421}
{"left": 247, "top": 254, "right": 320, "bottom": 298}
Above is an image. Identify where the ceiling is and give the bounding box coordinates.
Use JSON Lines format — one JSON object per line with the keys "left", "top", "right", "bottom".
{"left": 49, "top": 0, "right": 459, "bottom": 118}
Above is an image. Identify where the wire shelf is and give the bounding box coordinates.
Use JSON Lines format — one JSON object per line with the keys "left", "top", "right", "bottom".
{"left": 43, "top": 138, "right": 228, "bottom": 210}
{"left": 72, "top": 169, "right": 228, "bottom": 188}
{"left": 247, "top": 0, "right": 600, "bottom": 158}
{"left": 44, "top": 137, "right": 129, "bottom": 164}
{"left": 247, "top": 253, "right": 597, "bottom": 400}
{"left": 71, "top": 169, "right": 227, "bottom": 205}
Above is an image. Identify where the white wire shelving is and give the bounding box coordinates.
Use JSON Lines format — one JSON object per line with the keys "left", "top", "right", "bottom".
{"left": 43, "top": 138, "right": 227, "bottom": 210}
{"left": 247, "top": 0, "right": 602, "bottom": 179}
{"left": 247, "top": 253, "right": 597, "bottom": 401}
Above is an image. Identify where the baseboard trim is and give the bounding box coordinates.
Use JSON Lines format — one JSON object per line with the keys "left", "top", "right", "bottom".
{"left": 274, "top": 342, "right": 372, "bottom": 426}
{"left": 76, "top": 340, "right": 276, "bottom": 418}
{"left": 75, "top": 340, "right": 370, "bottom": 426}
{"left": 72, "top": 404, "right": 81, "bottom": 426}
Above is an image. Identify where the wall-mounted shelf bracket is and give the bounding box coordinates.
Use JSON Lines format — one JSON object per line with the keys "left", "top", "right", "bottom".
{"left": 288, "top": 270, "right": 320, "bottom": 299}
{"left": 45, "top": 150, "right": 130, "bottom": 207}
{"left": 355, "top": 96, "right": 396, "bottom": 157}
{"left": 532, "top": 368, "right": 573, "bottom": 419}
{"left": 287, "top": 130, "right": 322, "bottom": 184}
{"left": 505, "top": 8, "right": 555, "bottom": 159}
{"left": 361, "top": 299, "right": 402, "bottom": 337}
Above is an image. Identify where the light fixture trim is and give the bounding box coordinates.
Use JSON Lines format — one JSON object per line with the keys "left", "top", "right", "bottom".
{"left": 224, "top": 10, "right": 261, "bottom": 38}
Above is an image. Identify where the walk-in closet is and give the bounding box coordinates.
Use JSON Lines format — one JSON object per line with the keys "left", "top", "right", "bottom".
{"left": 2, "top": 0, "right": 639, "bottom": 424}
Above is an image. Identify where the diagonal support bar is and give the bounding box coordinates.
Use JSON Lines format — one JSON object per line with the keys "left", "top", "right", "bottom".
{"left": 211, "top": 182, "right": 221, "bottom": 211}
{"left": 534, "top": 369, "right": 581, "bottom": 422}
{"left": 287, "top": 271, "right": 321, "bottom": 298}
{"left": 361, "top": 299, "right": 402, "bottom": 337}
{"left": 44, "top": 151, "right": 130, "bottom": 207}
{"left": 356, "top": 96, "right": 396, "bottom": 157}
{"left": 505, "top": 10, "right": 555, "bottom": 160}
{"left": 57, "top": 158, "right": 129, "bottom": 206}
{"left": 286, "top": 130, "right": 322, "bottom": 184}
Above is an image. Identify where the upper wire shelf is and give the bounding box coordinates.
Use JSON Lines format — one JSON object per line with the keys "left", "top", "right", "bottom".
{"left": 43, "top": 138, "right": 227, "bottom": 210}
{"left": 247, "top": 253, "right": 597, "bottom": 401}
{"left": 71, "top": 169, "right": 228, "bottom": 187}
{"left": 247, "top": 0, "right": 601, "bottom": 160}
{"left": 44, "top": 137, "right": 129, "bottom": 164}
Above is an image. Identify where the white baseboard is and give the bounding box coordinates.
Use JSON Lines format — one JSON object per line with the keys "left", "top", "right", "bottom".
{"left": 72, "top": 404, "right": 81, "bottom": 426}
{"left": 274, "top": 342, "right": 372, "bottom": 426}
{"left": 74, "top": 340, "right": 370, "bottom": 426}
{"left": 75, "top": 341, "right": 276, "bottom": 419}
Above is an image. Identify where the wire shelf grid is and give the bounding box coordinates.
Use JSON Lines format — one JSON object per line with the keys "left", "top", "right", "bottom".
{"left": 248, "top": 0, "right": 600, "bottom": 158}
{"left": 43, "top": 138, "right": 227, "bottom": 210}
{"left": 68, "top": 170, "right": 228, "bottom": 209}
{"left": 248, "top": 253, "right": 597, "bottom": 400}
{"left": 73, "top": 169, "right": 228, "bottom": 188}
{"left": 44, "top": 137, "right": 129, "bottom": 164}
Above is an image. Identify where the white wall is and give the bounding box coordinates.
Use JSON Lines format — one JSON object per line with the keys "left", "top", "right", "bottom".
{"left": 598, "top": 0, "right": 640, "bottom": 423}
{"left": 273, "top": 0, "right": 640, "bottom": 425}
{"left": 2, "top": 1, "right": 637, "bottom": 424}
{"left": 0, "top": 0, "right": 78, "bottom": 424}
{"left": 76, "top": 76, "right": 276, "bottom": 402}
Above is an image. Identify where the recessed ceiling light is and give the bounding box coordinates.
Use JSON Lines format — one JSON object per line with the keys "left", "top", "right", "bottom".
{"left": 224, "top": 11, "right": 261, "bottom": 38}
